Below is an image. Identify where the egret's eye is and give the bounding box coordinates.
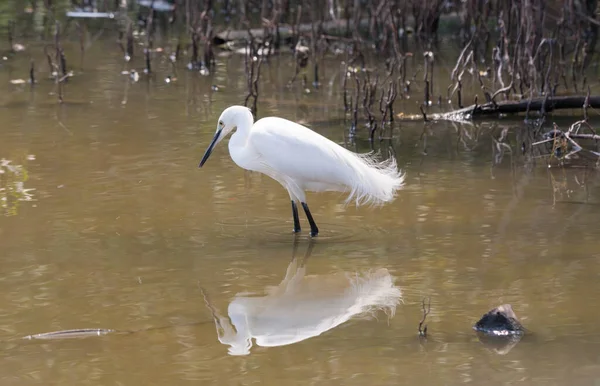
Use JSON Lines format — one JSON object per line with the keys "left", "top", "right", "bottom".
{"left": 219, "top": 121, "right": 224, "bottom": 127}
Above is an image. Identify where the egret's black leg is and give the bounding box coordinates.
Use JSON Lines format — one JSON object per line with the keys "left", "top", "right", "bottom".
{"left": 301, "top": 202, "right": 319, "bottom": 237}
{"left": 291, "top": 201, "right": 301, "bottom": 233}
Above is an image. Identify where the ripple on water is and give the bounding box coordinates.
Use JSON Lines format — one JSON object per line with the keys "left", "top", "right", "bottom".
{"left": 213, "top": 216, "right": 391, "bottom": 245}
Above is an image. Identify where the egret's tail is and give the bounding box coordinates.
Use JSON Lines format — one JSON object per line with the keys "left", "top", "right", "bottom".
{"left": 342, "top": 151, "right": 406, "bottom": 207}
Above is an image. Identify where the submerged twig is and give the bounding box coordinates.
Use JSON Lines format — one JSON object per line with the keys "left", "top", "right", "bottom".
{"left": 418, "top": 297, "right": 431, "bottom": 338}
{"left": 29, "top": 59, "right": 35, "bottom": 85}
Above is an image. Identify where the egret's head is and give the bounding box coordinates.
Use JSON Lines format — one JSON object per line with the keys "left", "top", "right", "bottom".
{"left": 199, "top": 106, "right": 252, "bottom": 167}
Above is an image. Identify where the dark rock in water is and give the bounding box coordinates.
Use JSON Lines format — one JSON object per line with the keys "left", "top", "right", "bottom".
{"left": 473, "top": 304, "right": 526, "bottom": 355}
{"left": 473, "top": 304, "right": 525, "bottom": 336}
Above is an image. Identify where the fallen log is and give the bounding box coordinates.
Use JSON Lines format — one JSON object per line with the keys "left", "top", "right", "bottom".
{"left": 213, "top": 13, "right": 463, "bottom": 43}
{"left": 215, "top": 19, "right": 362, "bottom": 43}
{"left": 411, "top": 95, "right": 600, "bottom": 122}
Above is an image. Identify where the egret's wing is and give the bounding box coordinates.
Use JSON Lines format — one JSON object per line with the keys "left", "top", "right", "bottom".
{"left": 249, "top": 118, "right": 349, "bottom": 185}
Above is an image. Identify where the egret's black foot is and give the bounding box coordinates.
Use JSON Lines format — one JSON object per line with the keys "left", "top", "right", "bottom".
{"left": 301, "top": 202, "right": 319, "bottom": 238}
{"left": 291, "top": 201, "right": 301, "bottom": 233}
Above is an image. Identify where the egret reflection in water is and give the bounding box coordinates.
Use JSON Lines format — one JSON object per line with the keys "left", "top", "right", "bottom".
{"left": 202, "top": 243, "right": 403, "bottom": 356}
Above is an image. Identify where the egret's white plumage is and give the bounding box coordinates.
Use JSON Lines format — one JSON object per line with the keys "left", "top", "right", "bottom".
{"left": 199, "top": 105, "right": 406, "bottom": 236}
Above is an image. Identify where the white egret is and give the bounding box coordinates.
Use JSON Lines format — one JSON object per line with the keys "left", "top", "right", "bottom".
{"left": 199, "top": 106, "right": 405, "bottom": 236}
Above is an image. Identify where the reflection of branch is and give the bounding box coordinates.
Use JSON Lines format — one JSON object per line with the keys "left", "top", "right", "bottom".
{"left": 121, "top": 74, "right": 130, "bottom": 106}
{"left": 491, "top": 126, "right": 513, "bottom": 166}
{"left": 549, "top": 167, "right": 571, "bottom": 206}
{"left": 198, "top": 283, "right": 223, "bottom": 331}
{"left": 419, "top": 106, "right": 428, "bottom": 122}
{"left": 56, "top": 120, "right": 72, "bottom": 136}
{"left": 457, "top": 123, "right": 483, "bottom": 152}
{"left": 529, "top": 120, "right": 600, "bottom": 167}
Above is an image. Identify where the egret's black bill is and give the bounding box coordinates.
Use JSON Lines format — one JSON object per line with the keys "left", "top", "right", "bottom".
{"left": 199, "top": 128, "right": 222, "bottom": 167}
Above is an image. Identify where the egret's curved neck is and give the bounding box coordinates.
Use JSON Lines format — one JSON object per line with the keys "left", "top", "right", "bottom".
{"left": 229, "top": 108, "right": 254, "bottom": 153}
{"left": 233, "top": 109, "right": 254, "bottom": 138}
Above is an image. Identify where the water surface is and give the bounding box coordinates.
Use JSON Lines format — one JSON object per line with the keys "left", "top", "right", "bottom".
{"left": 0, "top": 36, "right": 600, "bottom": 385}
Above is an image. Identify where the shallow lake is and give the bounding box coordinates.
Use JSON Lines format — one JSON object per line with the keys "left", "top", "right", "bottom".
{"left": 1, "top": 32, "right": 600, "bottom": 385}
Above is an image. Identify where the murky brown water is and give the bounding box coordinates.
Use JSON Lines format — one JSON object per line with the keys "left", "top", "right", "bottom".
{"left": 1, "top": 35, "right": 600, "bottom": 385}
